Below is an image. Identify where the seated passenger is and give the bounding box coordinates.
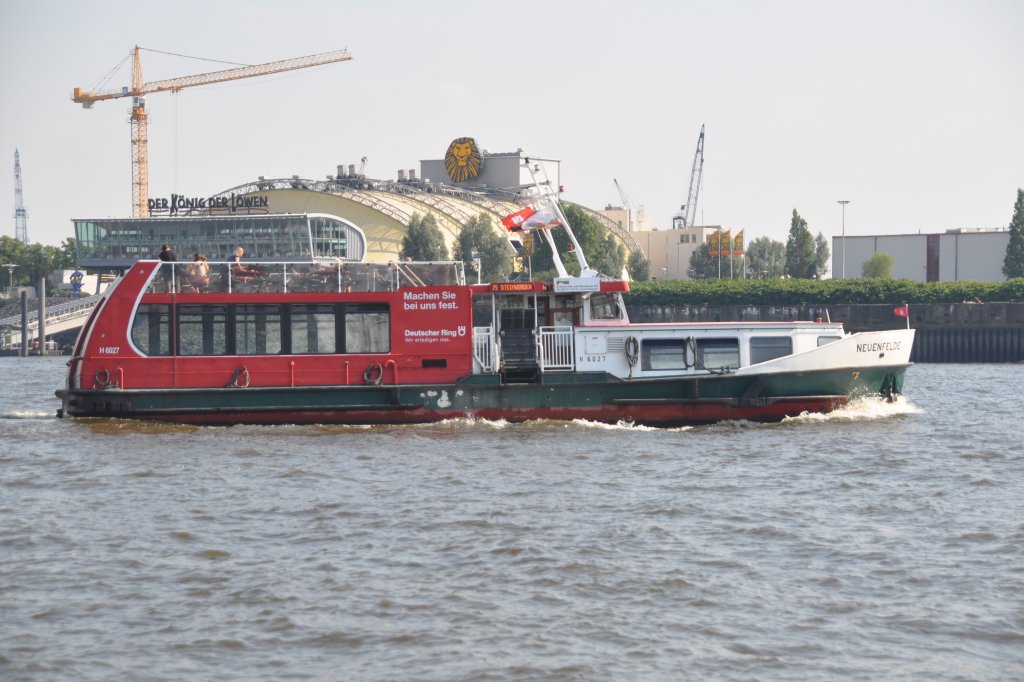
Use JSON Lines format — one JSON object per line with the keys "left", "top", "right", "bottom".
{"left": 188, "top": 253, "right": 210, "bottom": 291}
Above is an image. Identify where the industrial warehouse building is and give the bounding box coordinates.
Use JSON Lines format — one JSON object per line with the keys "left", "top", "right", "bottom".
{"left": 832, "top": 228, "right": 1011, "bottom": 282}
{"left": 73, "top": 143, "right": 640, "bottom": 272}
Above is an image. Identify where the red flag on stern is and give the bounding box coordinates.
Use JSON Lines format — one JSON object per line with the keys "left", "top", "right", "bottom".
{"left": 894, "top": 305, "right": 909, "bottom": 317}
{"left": 501, "top": 206, "right": 536, "bottom": 231}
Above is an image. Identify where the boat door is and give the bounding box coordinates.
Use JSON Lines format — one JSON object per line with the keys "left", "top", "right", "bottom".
{"left": 498, "top": 305, "right": 538, "bottom": 382}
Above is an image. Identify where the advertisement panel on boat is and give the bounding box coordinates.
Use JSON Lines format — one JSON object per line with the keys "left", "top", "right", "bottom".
{"left": 395, "top": 286, "right": 472, "bottom": 352}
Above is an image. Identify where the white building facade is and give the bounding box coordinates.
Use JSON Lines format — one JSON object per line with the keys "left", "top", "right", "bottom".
{"left": 833, "top": 228, "right": 1010, "bottom": 282}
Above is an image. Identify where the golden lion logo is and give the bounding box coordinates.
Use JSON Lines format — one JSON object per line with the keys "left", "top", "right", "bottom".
{"left": 444, "top": 137, "right": 482, "bottom": 183}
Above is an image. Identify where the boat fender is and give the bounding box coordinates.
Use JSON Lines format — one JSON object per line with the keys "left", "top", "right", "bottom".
{"left": 364, "top": 362, "right": 384, "bottom": 386}
{"left": 94, "top": 369, "right": 111, "bottom": 389}
{"left": 226, "top": 366, "right": 251, "bottom": 389}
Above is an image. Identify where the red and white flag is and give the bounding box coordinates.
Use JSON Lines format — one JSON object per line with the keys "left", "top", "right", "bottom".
{"left": 893, "top": 305, "right": 909, "bottom": 318}
{"left": 522, "top": 209, "right": 562, "bottom": 231}
{"left": 501, "top": 206, "right": 536, "bottom": 231}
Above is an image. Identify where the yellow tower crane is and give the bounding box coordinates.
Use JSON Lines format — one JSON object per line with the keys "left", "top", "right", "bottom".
{"left": 73, "top": 46, "right": 353, "bottom": 217}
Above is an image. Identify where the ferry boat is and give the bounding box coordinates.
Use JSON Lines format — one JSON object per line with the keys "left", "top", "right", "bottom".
{"left": 56, "top": 185, "right": 914, "bottom": 427}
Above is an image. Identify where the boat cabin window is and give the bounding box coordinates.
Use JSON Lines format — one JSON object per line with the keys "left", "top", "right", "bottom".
{"left": 817, "top": 336, "right": 842, "bottom": 346}
{"left": 642, "top": 339, "right": 689, "bottom": 371}
{"left": 698, "top": 338, "right": 740, "bottom": 370}
{"left": 178, "top": 305, "right": 229, "bottom": 356}
{"left": 130, "top": 304, "right": 172, "bottom": 356}
{"left": 237, "top": 305, "right": 283, "bottom": 355}
{"left": 343, "top": 304, "right": 390, "bottom": 354}
{"left": 291, "top": 304, "right": 336, "bottom": 354}
{"left": 589, "top": 294, "right": 621, "bottom": 321}
{"left": 750, "top": 336, "right": 792, "bottom": 364}
{"left": 132, "top": 302, "right": 392, "bottom": 357}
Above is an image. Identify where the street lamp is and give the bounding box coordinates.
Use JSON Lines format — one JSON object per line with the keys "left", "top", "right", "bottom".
{"left": 2, "top": 264, "right": 15, "bottom": 297}
{"left": 837, "top": 201, "right": 850, "bottom": 278}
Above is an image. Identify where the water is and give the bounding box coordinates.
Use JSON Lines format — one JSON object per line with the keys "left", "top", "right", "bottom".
{"left": 2, "top": 357, "right": 1023, "bottom": 681}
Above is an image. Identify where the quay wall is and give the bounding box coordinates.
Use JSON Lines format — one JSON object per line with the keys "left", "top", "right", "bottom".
{"left": 625, "top": 302, "right": 1024, "bottom": 363}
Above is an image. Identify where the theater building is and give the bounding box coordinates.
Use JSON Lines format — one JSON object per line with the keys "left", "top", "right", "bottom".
{"left": 72, "top": 140, "right": 640, "bottom": 272}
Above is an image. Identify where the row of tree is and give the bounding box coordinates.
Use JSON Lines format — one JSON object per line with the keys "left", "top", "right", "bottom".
{"left": 391, "top": 189, "right": 1024, "bottom": 285}
{"left": 687, "top": 209, "right": 830, "bottom": 280}
{"left": 0, "top": 236, "right": 78, "bottom": 295}
{"left": 4, "top": 188, "right": 1020, "bottom": 295}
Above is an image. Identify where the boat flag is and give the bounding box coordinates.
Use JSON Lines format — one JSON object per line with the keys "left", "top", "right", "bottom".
{"left": 893, "top": 305, "right": 909, "bottom": 318}
{"left": 501, "top": 206, "right": 536, "bottom": 231}
{"left": 522, "top": 209, "right": 563, "bottom": 231}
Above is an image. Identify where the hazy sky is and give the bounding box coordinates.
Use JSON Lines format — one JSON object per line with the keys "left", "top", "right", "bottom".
{"left": 1, "top": 0, "right": 1021, "bottom": 250}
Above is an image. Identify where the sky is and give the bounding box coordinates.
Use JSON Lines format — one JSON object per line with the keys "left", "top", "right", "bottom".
{"left": 1, "top": 0, "right": 1022, "bottom": 251}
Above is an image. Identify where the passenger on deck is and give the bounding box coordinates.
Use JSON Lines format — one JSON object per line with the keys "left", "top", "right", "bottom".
{"left": 232, "top": 247, "right": 258, "bottom": 275}
{"left": 188, "top": 253, "right": 210, "bottom": 291}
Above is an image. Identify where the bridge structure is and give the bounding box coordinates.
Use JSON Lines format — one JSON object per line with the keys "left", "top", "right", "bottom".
{"left": 0, "top": 296, "right": 100, "bottom": 351}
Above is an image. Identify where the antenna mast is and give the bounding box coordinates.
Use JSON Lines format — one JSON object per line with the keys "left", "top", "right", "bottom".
{"left": 13, "top": 149, "right": 28, "bottom": 243}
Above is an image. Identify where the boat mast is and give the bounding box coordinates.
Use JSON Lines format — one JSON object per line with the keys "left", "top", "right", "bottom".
{"left": 523, "top": 160, "right": 596, "bottom": 278}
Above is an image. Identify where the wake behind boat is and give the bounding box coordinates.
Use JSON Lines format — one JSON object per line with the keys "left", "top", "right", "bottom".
{"left": 56, "top": 168, "right": 913, "bottom": 427}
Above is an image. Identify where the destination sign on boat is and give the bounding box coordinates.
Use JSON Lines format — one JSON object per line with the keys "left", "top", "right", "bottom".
{"left": 490, "top": 282, "right": 537, "bottom": 293}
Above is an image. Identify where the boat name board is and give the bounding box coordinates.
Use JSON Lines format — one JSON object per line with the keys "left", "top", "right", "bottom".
{"left": 856, "top": 341, "right": 903, "bottom": 353}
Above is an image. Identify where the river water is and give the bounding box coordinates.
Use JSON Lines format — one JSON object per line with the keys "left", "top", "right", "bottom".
{"left": 1, "top": 357, "right": 1022, "bottom": 681}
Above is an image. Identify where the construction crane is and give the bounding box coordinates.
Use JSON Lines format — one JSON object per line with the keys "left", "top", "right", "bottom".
{"left": 73, "top": 46, "right": 353, "bottom": 217}
{"left": 613, "top": 178, "right": 633, "bottom": 232}
{"left": 13, "top": 149, "right": 28, "bottom": 243}
{"left": 673, "top": 124, "right": 705, "bottom": 228}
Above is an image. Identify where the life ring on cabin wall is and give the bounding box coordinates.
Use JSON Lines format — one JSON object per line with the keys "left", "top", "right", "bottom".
{"left": 363, "top": 362, "right": 384, "bottom": 386}
{"left": 226, "top": 366, "right": 251, "bottom": 389}
{"left": 94, "top": 369, "right": 111, "bottom": 389}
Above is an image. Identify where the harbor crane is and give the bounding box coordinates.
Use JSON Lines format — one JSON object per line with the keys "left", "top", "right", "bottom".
{"left": 613, "top": 178, "right": 634, "bottom": 232}
{"left": 673, "top": 124, "right": 705, "bottom": 228}
{"left": 73, "top": 46, "right": 353, "bottom": 217}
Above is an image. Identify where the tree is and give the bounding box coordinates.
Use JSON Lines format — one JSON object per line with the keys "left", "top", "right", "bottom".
{"left": 453, "top": 213, "right": 512, "bottom": 282}
{"left": 861, "top": 252, "right": 895, "bottom": 278}
{"left": 813, "top": 232, "right": 830, "bottom": 279}
{"left": 627, "top": 249, "right": 651, "bottom": 281}
{"left": 784, "top": 209, "right": 816, "bottom": 278}
{"left": 61, "top": 237, "right": 78, "bottom": 268}
{"left": 687, "top": 242, "right": 743, "bottom": 279}
{"left": 745, "top": 236, "right": 786, "bottom": 279}
{"left": 401, "top": 213, "right": 448, "bottom": 261}
{"left": 1002, "top": 188, "right": 1024, "bottom": 279}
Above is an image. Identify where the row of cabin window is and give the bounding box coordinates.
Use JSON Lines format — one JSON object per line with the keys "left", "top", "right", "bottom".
{"left": 641, "top": 335, "right": 841, "bottom": 371}
{"left": 130, "top": 303, "right": 390, "bottom": 357}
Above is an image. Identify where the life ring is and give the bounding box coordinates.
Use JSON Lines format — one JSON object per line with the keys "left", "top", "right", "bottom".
{"left": 94, "top": 369, "right": 111, "bottom": 388}
{"left": 363, "top": 362, "right": 384, "bottom": 386}
{"left": 226, "top": 366, "right": 250, "bottom": 389}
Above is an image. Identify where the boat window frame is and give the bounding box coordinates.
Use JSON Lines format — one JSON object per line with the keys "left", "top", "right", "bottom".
{"left": 749, "top": 336, "right": 793, "bottom": 364}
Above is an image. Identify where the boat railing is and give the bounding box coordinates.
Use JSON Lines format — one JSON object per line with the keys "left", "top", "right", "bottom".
{"left": 538, "top": 326, "right": 575, "bottom": 371}
{"left": 473, "top": 326, "right": 496, "bottom": 373}
{"left": 145, "top": 260, "right": 466, "bottom": 295}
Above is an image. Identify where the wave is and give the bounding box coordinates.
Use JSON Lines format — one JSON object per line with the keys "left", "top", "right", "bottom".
{"left": 2, "top": 411, "right": 55, "bottom": 420}
{"left": 782, "top": 395, "right": 923, "bottom": 424}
